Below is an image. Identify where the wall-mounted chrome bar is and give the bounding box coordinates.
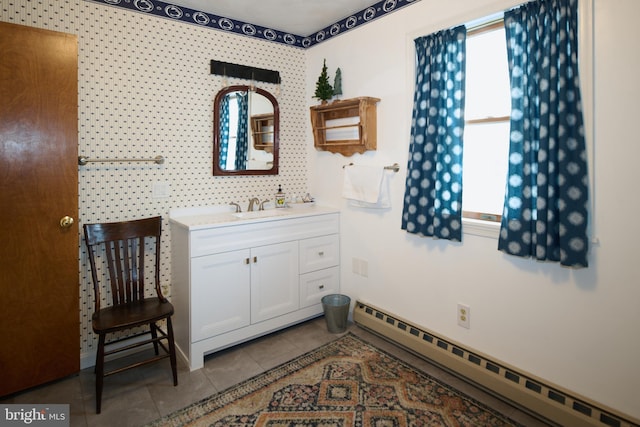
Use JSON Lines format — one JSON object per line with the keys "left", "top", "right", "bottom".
{"left": 78, "top": 155, "right": 165, "bottom": 166}
{"left": 384, "top": 163, "right": 400, "bottom": 172}
{"left": 343, "top": 162, "right": 400, "bottom": 172}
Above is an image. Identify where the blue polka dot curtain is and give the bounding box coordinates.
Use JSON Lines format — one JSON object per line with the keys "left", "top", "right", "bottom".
{"left": 234, "top": 92, "right": 249, "bottom": 170}
{"left": 218, "top": 94, "right": 230, "bottom": 169}
{"left": 402, "top": 26, "right": 467, "bottom": 242}
{"left": 499, "top": 0, "right": 589, "bottom": 267}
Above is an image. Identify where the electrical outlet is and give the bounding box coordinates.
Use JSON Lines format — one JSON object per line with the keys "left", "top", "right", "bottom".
{"left": 351, "top": 258, "right": 369, "bottom": 278}
{"left": 457, "top": 303, "right": 470, "bottom": 329}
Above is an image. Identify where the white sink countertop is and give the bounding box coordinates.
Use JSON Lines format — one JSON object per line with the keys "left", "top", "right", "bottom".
{"left": 169, "top": 203, "right": 339, "bottom": 230}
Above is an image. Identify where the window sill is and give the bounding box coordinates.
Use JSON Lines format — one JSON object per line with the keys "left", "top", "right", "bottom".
{"left": 463, "top": 218, "right": 500, "bottom": 239}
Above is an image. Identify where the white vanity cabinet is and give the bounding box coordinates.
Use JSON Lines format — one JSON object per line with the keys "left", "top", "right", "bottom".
{"left": 170, "top": 206, "right": 340, "bottom": 370}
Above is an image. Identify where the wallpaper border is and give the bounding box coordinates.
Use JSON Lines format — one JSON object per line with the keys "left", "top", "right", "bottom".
{"left": 84, "top": 0, "right": 421, "bottom": 48}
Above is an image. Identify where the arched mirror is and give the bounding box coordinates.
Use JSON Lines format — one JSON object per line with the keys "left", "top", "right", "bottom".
{"left": 213, "top": 85, "right": 279, "bottom": 175}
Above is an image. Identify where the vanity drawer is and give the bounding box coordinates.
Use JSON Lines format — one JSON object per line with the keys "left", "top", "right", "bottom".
{"left": 299, "top": 234, "right": 339, "bottom": 274}
{"left": 300, "top": 266, "right": 340, "bottom": 308}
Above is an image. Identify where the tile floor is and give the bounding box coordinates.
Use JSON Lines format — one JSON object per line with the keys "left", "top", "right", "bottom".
{"left": 1, "top": 317, "right": 553, "bottom": 426}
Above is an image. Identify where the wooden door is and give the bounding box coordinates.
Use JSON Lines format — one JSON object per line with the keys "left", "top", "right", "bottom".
{"left": 0, "top": 22, "right": 79, "bottom": 396}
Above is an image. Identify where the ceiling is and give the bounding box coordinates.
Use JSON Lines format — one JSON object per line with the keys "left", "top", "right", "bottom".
{"left": 164, "top": 0, "right": 380, "bottom": 35}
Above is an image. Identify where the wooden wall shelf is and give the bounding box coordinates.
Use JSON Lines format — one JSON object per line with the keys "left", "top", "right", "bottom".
{"left": 250, "top": 113, "right": 274, "bottom": 153}
{"left": 310, "top": 96, "right": 380, "bottom": 156}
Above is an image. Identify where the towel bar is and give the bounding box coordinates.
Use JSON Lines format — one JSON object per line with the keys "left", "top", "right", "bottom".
{"left": 78, "top": 155, "right": 165, "bottom": 166}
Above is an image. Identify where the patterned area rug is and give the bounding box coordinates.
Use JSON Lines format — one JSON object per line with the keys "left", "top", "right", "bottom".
{"left": 147, "top": 333, "right": 522, "bottom": 426}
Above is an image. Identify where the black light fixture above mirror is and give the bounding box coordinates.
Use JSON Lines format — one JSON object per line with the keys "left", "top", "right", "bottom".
{"left": 210, "top": 60, "right": 281, "bottom": 84}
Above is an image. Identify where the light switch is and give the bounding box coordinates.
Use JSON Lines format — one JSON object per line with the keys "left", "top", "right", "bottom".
{"left": 152, "top": 181, "right": 170, "bottom": 198}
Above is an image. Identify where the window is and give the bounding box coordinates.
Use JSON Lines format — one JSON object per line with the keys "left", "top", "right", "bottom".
{"left": 404, "top": 1, "right": 592, "bottom": 254}
{"left": 462, "top": 21, "right": 510, "bottom": 223}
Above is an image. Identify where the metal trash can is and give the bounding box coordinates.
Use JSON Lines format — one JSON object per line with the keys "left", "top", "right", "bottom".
{"left": 321, "top": 294, "right": 351, "bottom": 333}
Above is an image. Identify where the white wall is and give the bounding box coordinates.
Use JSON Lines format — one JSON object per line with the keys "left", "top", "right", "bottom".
{"left": 306, "top": 0, "right": 640, "bottom": 419}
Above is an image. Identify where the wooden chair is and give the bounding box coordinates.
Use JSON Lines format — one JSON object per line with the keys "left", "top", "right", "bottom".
{"left": 83, "top": 216, "right": 177, "bottom": 413}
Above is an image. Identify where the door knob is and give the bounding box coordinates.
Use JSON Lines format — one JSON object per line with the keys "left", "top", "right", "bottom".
{"left": 59, "top": 216, "right": 74, "bottom": 228}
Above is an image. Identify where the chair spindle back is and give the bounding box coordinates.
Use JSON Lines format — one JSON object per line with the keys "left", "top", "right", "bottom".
{"left": 84, "top": 216, "right": 163, "bottom": 312}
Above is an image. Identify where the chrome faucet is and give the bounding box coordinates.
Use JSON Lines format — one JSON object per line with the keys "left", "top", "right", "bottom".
{"left": 229, "top": 202, "right": 241, "bottom": 213}
{"left": 248, "top": 197, "right": 260, "bottom": 212}
{"left": 259, "top": 199, "right": 270, "bottom": 211}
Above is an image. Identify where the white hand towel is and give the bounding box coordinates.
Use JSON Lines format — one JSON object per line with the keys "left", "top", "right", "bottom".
{"left": 342, "top": 165, "right": 391, "bottom": 208}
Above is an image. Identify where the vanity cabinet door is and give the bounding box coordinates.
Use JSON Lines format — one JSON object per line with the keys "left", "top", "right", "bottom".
{"left": 250, "top": 241, "right": 299, "bottom": 323}
{"left": 191, "top": 249, "right": 251, "bottom": 341}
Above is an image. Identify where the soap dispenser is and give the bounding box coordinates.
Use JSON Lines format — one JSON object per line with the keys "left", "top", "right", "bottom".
{"left": 275, "top": 185, "right": 286, "bottom": 208}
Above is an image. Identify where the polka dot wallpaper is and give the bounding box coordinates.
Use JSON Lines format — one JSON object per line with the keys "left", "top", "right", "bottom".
{"left": 2, "top": 0, "right": 308, "bottom": 362}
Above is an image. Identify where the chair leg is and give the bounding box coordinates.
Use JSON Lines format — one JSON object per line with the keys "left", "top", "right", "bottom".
{"left": 95, "top": 334, "right": 106, "bottom": 414}
{"left": 166, "top": 317, "right": 178, "bottom": 386}
{"left": 150, "top": 322, "right": 159, "bottom": 355}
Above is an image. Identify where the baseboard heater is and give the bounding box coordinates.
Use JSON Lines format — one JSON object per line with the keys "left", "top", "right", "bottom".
{"left": 353, "top": 301, "right": 638, "bottom": 427}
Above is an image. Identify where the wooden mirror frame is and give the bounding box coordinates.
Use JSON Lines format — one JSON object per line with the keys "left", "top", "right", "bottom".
{"left": 213, "top": 85, "right": 279, "bottom": 176}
